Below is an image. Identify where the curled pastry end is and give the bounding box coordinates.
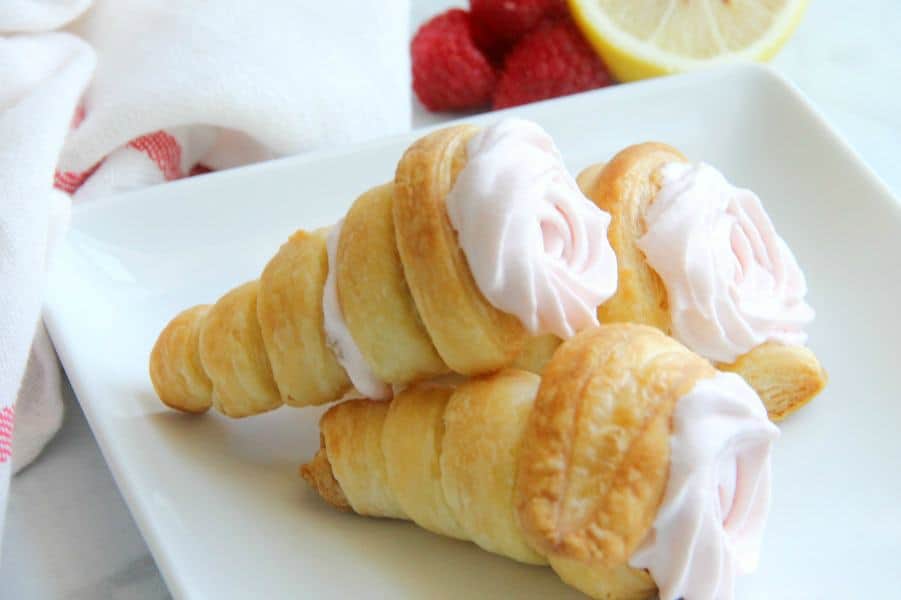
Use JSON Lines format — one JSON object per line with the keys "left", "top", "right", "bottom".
{"left": 149, "top": 304, "right": 213, "bottom": 414}
{"left": 515, "top": 324, "right": 713, "bottom": 567}
{"left": 300, "top": 435, "right": 351, "bottom": 512}
{"left": 721, "top": 342, "right": 827, "bottom": 421}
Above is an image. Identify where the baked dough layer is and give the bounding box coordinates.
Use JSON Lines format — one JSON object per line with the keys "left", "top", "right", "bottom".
{"left": 394, "top": 125, "right": 527, "bottom": 375}
{"left": 258, "top": 228, "right": 351, "bottom": 407}
{"left": 578, "top": 143, "right": 827, "bottom": 421}
{"left": 303, "top": 323, "right": 716, "bottom": 599}
{"left": 337, "top": 183, "right": 448, "bottom": 384}
{"left": 199, "top": 281, "right": 282, "bottom": 418}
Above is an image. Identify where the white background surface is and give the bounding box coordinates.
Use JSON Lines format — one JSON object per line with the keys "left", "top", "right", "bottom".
{"left": 2, "top": 1, "right": 899, "bottom": 598}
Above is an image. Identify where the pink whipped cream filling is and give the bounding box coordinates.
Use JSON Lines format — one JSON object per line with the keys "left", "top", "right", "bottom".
{"left": 630, "top": 371, "right": 779, "bottom": 600}
{"left": 445, "top": 118, "right": 618, "bottom": 339}
{"left": 637, "top": 162, "right": 814, "bottom": 363}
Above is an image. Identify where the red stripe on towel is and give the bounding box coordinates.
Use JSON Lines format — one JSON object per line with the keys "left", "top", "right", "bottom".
{"left": 0, "top": 405, "right": 15, "bottom": 463}
{"left": 54, "top": 160, "right": 101, "bottom": 195}
{"left": 128, "top": 131, "right": 182, "bottom": 181}
{"left": 53, "top": 129, "right": 183, "bottom": 195}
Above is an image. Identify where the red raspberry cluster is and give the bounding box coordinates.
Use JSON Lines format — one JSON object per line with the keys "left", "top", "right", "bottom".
{"left": 412, "top": 1, "right": 613, "bottom": 112}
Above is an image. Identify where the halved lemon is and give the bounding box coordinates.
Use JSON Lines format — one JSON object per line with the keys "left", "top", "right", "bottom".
{"left": 568, "top": 0, "right": 810, "bottom": 81}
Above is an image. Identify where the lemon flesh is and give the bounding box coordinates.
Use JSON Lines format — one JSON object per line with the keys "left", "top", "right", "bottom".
{"left": 569, "top": 0, "right": 809, "bottom": 81}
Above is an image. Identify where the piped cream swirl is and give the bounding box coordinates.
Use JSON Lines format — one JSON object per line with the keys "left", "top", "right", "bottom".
{"left": 445, "top": 118, "right": 618, "bottom": 339}
{"left": 323, "top": 221, "right": 391, "bottom": 400}
{"left": 630, "top": 371, "right": 779, "bottom": 600}
{"left": 637, "top": 162, "right": 814, "bottom": 363}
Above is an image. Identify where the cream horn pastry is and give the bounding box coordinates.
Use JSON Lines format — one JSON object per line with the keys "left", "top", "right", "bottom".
{"left": 577, "top": 144, "right": 827, "bottom": 420}
{"left": 302, "top": 324, "right": 779, "bottom": 600}
{"left": 149, "top": 119, "right": 619, "bottom": 417}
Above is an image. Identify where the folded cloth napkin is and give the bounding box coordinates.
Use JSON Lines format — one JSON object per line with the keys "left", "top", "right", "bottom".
{"left": 0, "top": 0, "right": 411, "bottom": 554}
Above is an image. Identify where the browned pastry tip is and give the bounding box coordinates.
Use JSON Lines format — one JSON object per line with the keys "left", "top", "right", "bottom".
{"left": 515, "top": 323, "right": 715, "bottom": 567}
{"left": 578, "top": 143, "right": 687, "bottom": 333}
{"left": 393, "top": 124, "right": 527, "bottom": 375}
{"left": 721, "top": 342, "right": 828, "bottom": 421}
{"left": 300, "top": 436, "right": 351, "bottom": 512}
{"left": 149, "top": 304, "right": 213, "bottom": 414}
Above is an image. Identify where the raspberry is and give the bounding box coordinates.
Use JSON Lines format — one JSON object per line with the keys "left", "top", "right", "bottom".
{"left": 412, "top": 9, "right": 496, "bottom": 112}
{"left": 470, "top": 0, "right": 568, "bottom": 59}
{"left": 493, "top": 19, "right": 613, "bottom": 109}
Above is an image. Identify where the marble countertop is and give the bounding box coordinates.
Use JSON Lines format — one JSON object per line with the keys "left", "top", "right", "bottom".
{"left": 2, "top": 1, "right": 898, "bottom": 598}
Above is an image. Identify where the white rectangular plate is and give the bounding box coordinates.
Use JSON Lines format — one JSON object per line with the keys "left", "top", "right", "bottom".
{"left": 45, "top": 65, "right": 901, "bottom": 599}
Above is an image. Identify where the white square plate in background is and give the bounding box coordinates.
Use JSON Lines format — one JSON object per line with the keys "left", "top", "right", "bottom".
{"left": 45, "top": 65, "right": 901, "bottom": 599}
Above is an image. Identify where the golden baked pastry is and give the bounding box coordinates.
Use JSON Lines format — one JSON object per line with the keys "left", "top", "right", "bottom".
{"left": 149, "top": 123, "right": 567, "bottom": 417}
{"left": 149, "top": 304, "right": 212, "bottom": 414}
{"left": 394, "top": 125, "right": 528, "bottom": 374}
{"left": 337, "top": 183, "right": 447, "bottom": 384}
{"left": 302, "top": 324, "right": 721, "bottom": 599}
{"left": 258, "top": 229, "right": 351, "bottom": 407}
{"left": 578, "top": 143, "right": 827, "bottom": 420}
{"left": 198, "top": 280, "right": 282, "bottom": 418}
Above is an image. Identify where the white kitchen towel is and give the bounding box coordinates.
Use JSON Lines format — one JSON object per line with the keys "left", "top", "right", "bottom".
{"left": 1, "top": 0, "right": 411, "bottom": 554}
{"left": 0, "top": 30, "right": 96, "bottom": 554}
